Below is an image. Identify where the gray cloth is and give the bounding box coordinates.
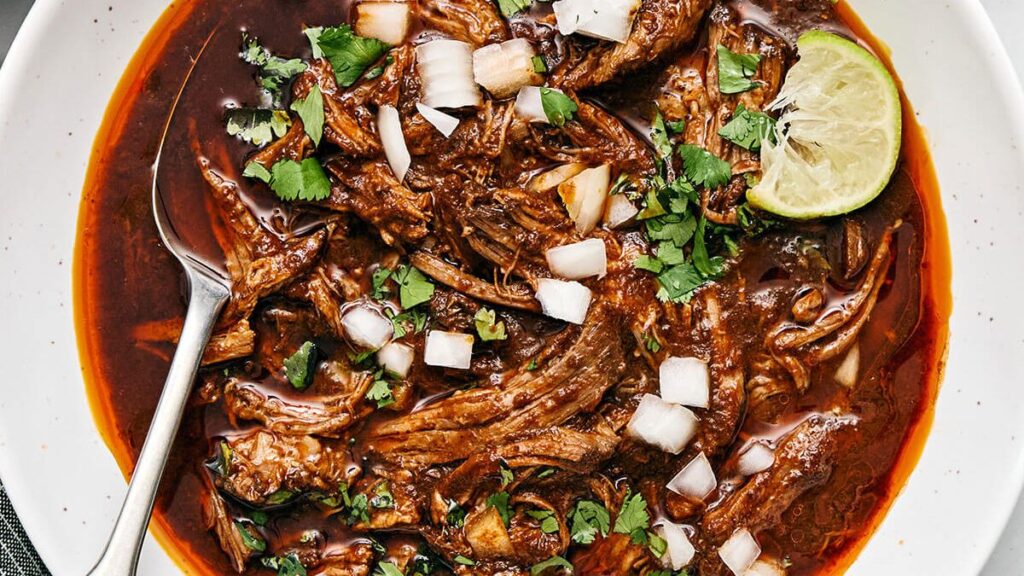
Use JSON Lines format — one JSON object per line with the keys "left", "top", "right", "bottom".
{"left": 0, "top": 483, "right": 49, "bottom": 575}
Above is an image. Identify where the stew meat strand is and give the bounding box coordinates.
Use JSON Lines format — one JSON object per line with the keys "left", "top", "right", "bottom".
{"left": 76, "top": 0, "right": 949, "bottom": 574}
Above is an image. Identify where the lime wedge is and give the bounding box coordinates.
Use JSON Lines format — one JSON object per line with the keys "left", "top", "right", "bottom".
{"left": 748, "top": 30, "right": 902, "bottom": 220}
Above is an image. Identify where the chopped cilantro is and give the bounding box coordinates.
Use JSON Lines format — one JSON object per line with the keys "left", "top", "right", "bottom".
{"left": 667, "top": 119, "right": 686, "bottom": 134}
{"left": 526, "top": 358, "right": 540, "bottom": 371}
{"left": 569, "top": 500, "right": 610, "bottom": 545}
{"left": 266, "top": 490, "right": 296, "bottom": 506}
{"left": 250, "top": 510, "right": 268, "bottom": 526}
{"left": 540, "top": 88, "right": 578, "bottom": 127}
{"left": 717, "top": 44, "right": 762, "bottom": 95}
{"left": 530, "top": 555, "right": 573, "bottom": 575}
{"left": 532, "top": 55, "right": 548, "bottom": 73}
{"left": 391, "top": 308, "right": 428, "bottom": 338}
{"left": 474, "top": 308, "right": 508, "bottom": 342}
{"left": 498, "top": 0, "right": 532, "bottom": 17}
{"left": 261, "top": 554, "right": 307, "bottom": 576}
{"left": 454, "top": 555, "right": 477, "bottom": 566}
{"left": 527, "top": 510, "right": 560, "bottom": 534}
{"left": 303, "top": 27, "right": 324, "bottom": 58}
{"left": 225, "top": 108, "right": 291, "bottom": 146}
{"left": 364, "top": 54, "right": 395, "bottom": 80}
{"left": 366, "top": 377, "right": 395, "bottom": 409}
{"left": 241, "top": 34, "right": 308, "bottom": 105}
{"left": 268, "top": 158, "right": 332, "bottom": 202}
{"left": 371, "top": 267, "right": 393, "bottom": 301}
{"left": 651, "top": 111, "right": 674, "bottom": 160}
{"left": 235, "top": 521, "right": 266, "bottom": 552}
{"left": 345, "top": 493, "right": 370, "bottom": 525}
{"left": 486, "top": 491, "right": 512, "bottom": 527}
{"left": 283, "top": 341, "right": 318, "bottom": 390}
{"left": 637, "top": 189, "right": 668, "bottom": 220}
{"left": 213, "top": 441, "right": 233, "bottom": 476}
{"left": 612, "top": 490, "right": 651, "bottom": 544}
{"left": 718, "top": 103, "right": 776, "bottom": 151}
{"left": 446, "top": 500, "right": 467, "bottom": 528}
{"left": 499, "top": 463, "right": 514, "bottom": 487}
{"left": 370, "top": 481, "right": 395, "bottom": 509}
{"left": 679, "top": 144, "right": 732, "bottom": 190}
{"left": 657, "top": 262, "right": 705, "bottom": 303}
{"left": 633, "top": 255, "right": 664, "bottom": 274}
{"left": 643, "top": 331, "right": 662, "bottom": 353}
{"left": 375, "top": 562, "right": 404, "bottom": 576}
{"left": 243, "top": 161, "right": 272, "bottom": 183}
{"left": 316, "top": 25, "right": 389, "bottom": 87}
{"left": 692, "top": 217, "right": 726, "bottom": 278}
{"left": 648, "top": 531, "right": 668, "bottom": 558}
{"left": 290, "top": 85, "right": 325, "bottom": 147}
{"left": 537, "top": 467, "right": 556, "bottom": 479}
{"left": 393, "top": 265, "right": 435, "bottom": 309}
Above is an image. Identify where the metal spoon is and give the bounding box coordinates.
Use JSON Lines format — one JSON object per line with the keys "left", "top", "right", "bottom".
{"left": 87, "top": 29, "right": 230, "bottom": 576}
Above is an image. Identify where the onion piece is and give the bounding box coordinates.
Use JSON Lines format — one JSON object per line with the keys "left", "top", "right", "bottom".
{"left": 378, "top": 105, "right": 411, "bottom": 182}
{"left": 546, "top": 239, "right": 607, "bottom": 280}
{"left": 377, "top": 342, "right": 415, "bottom": 379}
{"left": 559, "top": 165, "right": 611, "bottom": 235}
{"left": 834, "top": 343, "right": 860, "bottom": 388}
{"left": 355, "top": 2, "right": 412, "bottom": 46}
{"left": 626, "top": 394, "right": 698, "bottom": 454}
{"left": 667, "top": 452, "right": 717, "bottom": 500}
{"left": 415, "top": 102, "right": 460, "bottom": 137}
{"left": 655, "top": 521, "right": 696, "bottom": 571}
{"left": 736, "top": 442, "right": 775, "bottom": 477}
{"left": 342, "top": 305, "right": 394, "bottom": 350}
{"left": 604, "top": 193, "right": 639, "bottom": 228}
{"left": 719, "top": 529, "right": 761, "bottom": 576}
{"left": 515, "top": 86, "right": 549, "bottom": 123}
{"left": 530, "top": 163, "right": 588, "bottom": 192}
{"left": 552, "top": 0, "right": 642, "bottom": 44}
{"left": 424, "top": 331, "right": 475, "bottom": 370}
{"left": 417, "top": 40, "right": 482, "bottom": 109}
{"left": 659, "top": 356, "right": 711, "bottom": 409}
{"left": 746, "top": 558, "right": 788, "bottom": 576}
{"left": 473, "top": 38, "right": 543, "bottom": 99}
{"left": 534, "top": 278, "right": 592, "bottom": 325}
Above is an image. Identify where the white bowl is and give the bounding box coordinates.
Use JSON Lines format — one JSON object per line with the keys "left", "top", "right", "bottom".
{"left": 1, "top": 0, "right": 1023, "bottom": 574}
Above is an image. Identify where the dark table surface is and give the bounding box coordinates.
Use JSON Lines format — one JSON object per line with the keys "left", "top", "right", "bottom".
{"left": 0, "top": 1, "right": 34, "bottom": 65}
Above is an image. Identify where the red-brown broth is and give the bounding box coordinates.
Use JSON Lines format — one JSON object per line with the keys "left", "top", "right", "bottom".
{"left": 74, "top": 0, "right": 951, "bottom": 574}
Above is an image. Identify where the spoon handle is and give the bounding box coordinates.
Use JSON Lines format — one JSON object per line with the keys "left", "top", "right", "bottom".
{"left": 87, "top": 269, "right": 230, "bottom": 576}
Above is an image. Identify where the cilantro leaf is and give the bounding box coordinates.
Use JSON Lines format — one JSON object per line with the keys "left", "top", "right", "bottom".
{"left": 633, "top": 255, "right": 664, "bottom": 274}
{"left": 370, "top": 481, "right": 395, "bottom": 509}
{"left": 235, "top": 521, "right": 266, "bottom": 552}
{"left": 657, "top": 262, "right": 705, "bottom": 303}
{"left": 345, "top": 493, "right": 370, "bottom": 525}
{"left": 718, "top": 103, "right": 776, "bottom": 152}
{"left": 304, "top": 27, "right": 325, "bottom": 59}
{"left": 366, "top": 377, "right": 395, "bottom": 409}
{"left": 261, "top": 554, "right": 307, "bottom": 576}
{"left": 651, "top": 111, "right": 674, "bottom": 159}
{"left": 569, "top": 500, "right": 610, "bottom": 545}
{"left": 241, "top": 34, "right": 308, "bottom": 105}
{"left": 612, "top": 489, "right": 650, "bottom": 544}
{"left": 645, "top": 213, "right": 697, "bottom": 247}
{"left": 541, "top": 88, "right": 578, "bottom": 127}
{"left": 498, "top": 0, "right": 532, "bottom": 17}
{"left": 317, "top": 25, "right": 389, "bottom": 87}
{"left": 391, "top": 308, "right": 428, "bottom": 338}
{"left": 474, "top": 308, "right": 508, "bottom": 342}
{"left": 393, "top": 266, "right": 435, "bottom": 309}
{"left": 269, "top": 158, "right": 332, "bottom": 202}
{"left": 527, "top": 510, "right": 560, "bottom": 534}
{"left": 371, "top": 267, "right": 392, "bottom": 301}
{"left": 679, "top": 144, "right": 732, "bottom": 190}
{"left": 487, "top": 491, "right": 512, "bottom": 527}
{"left": 225, "top": 108, "right": 291, "bottom": 146}
{"left": 656, "top": 242, "right": 686, "bottom": 266}
{"left": 637, "top": 189, "right": 668, "bottom": 220}
{"left": 266, "top": 490, "right": 296, "bottom": 506}
{"left": 283, "top": 341, "right": 318, "bottom": 390}
{"left": 243, "top": 161, "right": 272, "bottom": 183}
{"left": 530, "top": 555, "right": 573, "bottom": 575}
{"left": 532, "top": 55, "right": 548, "bottom": 73}
{"left": 499, "top": 463, "right": 514, "bottom": 487}
{"left": 454, "top": 555, "right": 477, "bottom": 566}
{"left": 648, "top": 531, "right": 668, "bottom": 559}
{"left": 692, "top": 217, "right": 726, "bottom": 278}
{"left": 290, "top": 85, "right": 325, "bottom": 147}
{"left": 446, "top": 500, "right": 467, "bottom": 528}
{"left": 717, "top": 44, "right": 762, "bottom": 95}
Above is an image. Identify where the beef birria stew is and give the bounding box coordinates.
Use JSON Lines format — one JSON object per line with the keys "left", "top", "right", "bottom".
{"left": 75, "top": 0, "right": 951, "bottom": 574}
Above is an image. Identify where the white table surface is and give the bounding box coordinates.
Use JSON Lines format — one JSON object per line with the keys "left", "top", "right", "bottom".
{"left": 0, "top": 0, "right": 1023, "bottom": 574}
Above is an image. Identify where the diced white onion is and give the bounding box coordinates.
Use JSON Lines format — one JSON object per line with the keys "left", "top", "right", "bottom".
{"left": 834, "top": 343, "right": 860, "bottom": 388}
{"left": 377, "top": 342, "right": 415, "bottom": 378}
{"left": 378, "top": 105, "right": 411, "bottom": 182}
{"left": 745, "top": 558, "right": 788, "bottom": 576}
{"left": 546, "top": 239, "right": 607, "bottom": 280}
{"left": 604, "top": 193, "right": 639, "bottom": 228}
{"left": 415, "top": 102, "right": 460, "bottom": 137}
{"left": 529, "top": 163, "right": 588, "bottom": 192}
{"left": 417, "top": 40, "right": 482, "bottom": 109}
{"left": 559, "top": 165, "right": 611, "bottom": 235}
{"left": 552, "top": 0, "right": 642, "bottom": 44}
{"left": 534, "top": 278, "right": 592, "bottom": 325}
{"left": 719, "top": 529, "right": 761, "bottom": 576}
{"left": 472, "top": 38, "right": 542, "bottom": 99}
{"left": 342, "top": 305, "right": 394, "bottom": 350}
{"left": 659, "top": 356, "right": 711, "bottom": 409}
{"left": 655, "top": 521, "right": 696, "bottom": 571}
{"left": 424, "top": 331, "right": 475, "bottom": 370}
{"left": 667, "top": 452, "right": 717, "bottom": 500}
{"left": 626, "top": 394, "right": 699, "bottom": 455}
{"left": 515, "top": 86, "right": 549, "bottom": 123}
{"left": 355, "top": 2, "right": 412, "bottom": 46}
{"left": 736, "top": 442, "right": 775, "bottom": 477}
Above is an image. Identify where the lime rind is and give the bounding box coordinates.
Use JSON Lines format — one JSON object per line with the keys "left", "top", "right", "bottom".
{"left": 748, "top": 30, "right": 902, "bottom": 220}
